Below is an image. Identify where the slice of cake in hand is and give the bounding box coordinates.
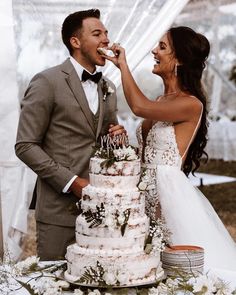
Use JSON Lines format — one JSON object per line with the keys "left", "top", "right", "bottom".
{"left": 64, "top": 134, "right": 167, "bottom": 287}
{"left": 97, "top": 47, "right": 115, "bottom": 57}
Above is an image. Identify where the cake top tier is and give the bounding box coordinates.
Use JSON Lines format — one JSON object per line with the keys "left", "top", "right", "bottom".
{"left": 93, "top": 134, "right": 139, "bottom": 163}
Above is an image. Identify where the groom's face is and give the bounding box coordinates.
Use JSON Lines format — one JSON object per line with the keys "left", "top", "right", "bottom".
{"left": 77, "top": 17, "right": 110, "bottom": 72}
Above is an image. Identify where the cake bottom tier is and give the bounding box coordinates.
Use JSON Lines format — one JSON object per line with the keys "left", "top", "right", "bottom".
{"left": 65, "top": 243, "right": 163, "bottom": 287}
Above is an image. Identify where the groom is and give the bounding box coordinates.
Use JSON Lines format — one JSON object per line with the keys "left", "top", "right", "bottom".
{"left": 15, "top": 9, "right": 125, "bottom": 260}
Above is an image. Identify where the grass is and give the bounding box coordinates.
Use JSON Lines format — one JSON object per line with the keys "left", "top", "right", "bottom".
{"left": 198, "top": 160, "right": 236, "bottom": 240}
{"left": 21, "top": 160, "right": 236, "bottom": 259}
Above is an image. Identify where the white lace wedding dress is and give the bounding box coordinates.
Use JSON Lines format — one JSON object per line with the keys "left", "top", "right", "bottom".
{"left": 137, "top": 120, "right": 236, "bottom": 271}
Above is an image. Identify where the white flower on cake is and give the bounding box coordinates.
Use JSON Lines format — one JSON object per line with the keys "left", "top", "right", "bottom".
{"left": 122, "top": 165, "right": 133, "bottom": 175}
{"left": 138, "top": 181, "right": 148, "bottom": 191}
{"left": 107, "top": 166, "right": 117, "bottom": 175}
{"left": 116, "top": 270, "right": 129, "bottom": 285}
{"left": 104, "top": 213, "right": 116, "bottom": 229}
{"left": 113, "top": 146, "right": 138, "bottom": 161}
{"left": 138, "top": 170, "right": 156, "bottom": 191}
{"left": 102, "top": 271, "right": 117, "bottom": 285}
{"left": 117, "top": 214, "right": 126, "bottom": 224}
{"left": 116, "top": 161, "right": 123, "bottom": 170}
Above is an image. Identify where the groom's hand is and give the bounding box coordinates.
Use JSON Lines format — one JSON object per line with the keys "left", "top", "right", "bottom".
{"left": 69, "top": 176, "right": 89, "bottom": 198}
{"left": 108, "top": 124, "right": 127, "bottom": 137}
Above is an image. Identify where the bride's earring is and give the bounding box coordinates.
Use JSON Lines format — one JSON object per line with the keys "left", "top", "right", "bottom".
{"left": 175, "top": 64, "right": 178, "bottom": 76}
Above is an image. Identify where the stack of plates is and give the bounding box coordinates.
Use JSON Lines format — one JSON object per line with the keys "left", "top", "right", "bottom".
{"left": 161, "top": 245, "right": 204, "bottom": 277}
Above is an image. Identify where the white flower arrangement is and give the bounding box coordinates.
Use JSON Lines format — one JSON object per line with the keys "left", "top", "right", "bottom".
{"left": 93, "top": 134, "right": 138, "bottom": 168}
{"left": 147, "top": 274, "right": 236, "bottom": 295}
{"left": 113, "top": 146, "right": 138, "bottom": 161}
{"left": 1, "top": 253, "right": 236, "bottom": 295}
{"left": 0, "top": 252, "right": 68, "bottom": 295}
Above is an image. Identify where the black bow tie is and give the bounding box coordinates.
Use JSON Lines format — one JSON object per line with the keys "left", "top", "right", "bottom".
{"left": 81, "top": 70, "right": 102, "bottom": 83}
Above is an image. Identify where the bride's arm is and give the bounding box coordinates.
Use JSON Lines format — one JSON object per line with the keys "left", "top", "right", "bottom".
{"left": 104, "top": 45, "right": 201, "bottom": 123}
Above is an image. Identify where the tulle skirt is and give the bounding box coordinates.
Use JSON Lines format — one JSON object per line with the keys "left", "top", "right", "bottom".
{"left": 154, "top": 164, "right": 236, "bottom": 271}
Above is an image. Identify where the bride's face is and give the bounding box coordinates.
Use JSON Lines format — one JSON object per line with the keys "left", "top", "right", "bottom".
{"left": 151, "top": 32, "right": 177, "bottom": 78}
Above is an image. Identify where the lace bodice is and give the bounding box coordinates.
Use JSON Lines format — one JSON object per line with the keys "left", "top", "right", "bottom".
{"left": 136, "top": 121, "right": 182, "bottom": 168}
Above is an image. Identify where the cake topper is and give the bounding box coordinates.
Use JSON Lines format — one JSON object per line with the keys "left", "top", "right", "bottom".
{"left": 100, "top": 133, "right": 129, "bottom": 151}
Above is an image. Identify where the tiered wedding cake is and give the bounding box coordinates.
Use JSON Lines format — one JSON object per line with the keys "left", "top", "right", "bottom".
{"left": 64, "top": 135, "right": 164, "bottom": 287}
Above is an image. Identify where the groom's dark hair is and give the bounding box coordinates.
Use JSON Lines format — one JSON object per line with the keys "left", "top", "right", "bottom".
{"left": 62, "top": 8, "right": 100, "bottom": 55}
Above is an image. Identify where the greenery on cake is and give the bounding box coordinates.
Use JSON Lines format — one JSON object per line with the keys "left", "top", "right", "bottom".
{"left": 83, "top": 203, "right": 106, "bottom": 228}
{"left": 76, "top": 261, "right": 106, "bottom": 286}
{"left": 82, "top": 202, "right": 131, "bottom": 236}
{"left": 145, "top": 218, "right": 171, "bottom": 255}
{"left": 93, "top": 134, "right": 139, "bottom": 168}
{"left": 76, "top": 260, "right": 139, "bottom": 287}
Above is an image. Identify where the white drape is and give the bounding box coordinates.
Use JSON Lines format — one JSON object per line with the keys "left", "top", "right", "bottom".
{"left": 104, "top": 0, "right": 190, "bottom": 86}
{"left": 0, "top": 0, "right": 36, "bottom": 260}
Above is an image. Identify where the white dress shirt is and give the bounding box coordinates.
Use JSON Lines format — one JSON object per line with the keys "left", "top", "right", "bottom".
{"left": 69, "top": 56, "right": 99, "bottom": 114}
{"left": 62, "top": 57, "right": 100, "bottom": 193}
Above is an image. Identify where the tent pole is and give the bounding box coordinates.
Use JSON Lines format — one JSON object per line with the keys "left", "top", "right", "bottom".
{"left": 0, "top": 181, "right": 4, "bottom": 260}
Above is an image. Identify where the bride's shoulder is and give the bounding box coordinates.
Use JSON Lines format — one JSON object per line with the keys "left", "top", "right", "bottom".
{"left": 179, "top": 93, "right": 203, "bottom": 113}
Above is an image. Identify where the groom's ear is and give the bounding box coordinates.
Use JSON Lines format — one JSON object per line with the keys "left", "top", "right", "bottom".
{"left": 70, "top": 36, "right": 81, "bottom": 50}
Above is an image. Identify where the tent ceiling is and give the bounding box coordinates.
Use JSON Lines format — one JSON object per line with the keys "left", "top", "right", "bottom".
{"left": 13, "top": 0, "right": 236, "bottom": 16}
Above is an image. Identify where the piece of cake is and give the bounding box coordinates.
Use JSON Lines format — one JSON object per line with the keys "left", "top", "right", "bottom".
{"left": 64, "top": 135, "right": 165, "bottom": 287}
{"left": 97, "top": 47, "right": 114, "bottom": 57}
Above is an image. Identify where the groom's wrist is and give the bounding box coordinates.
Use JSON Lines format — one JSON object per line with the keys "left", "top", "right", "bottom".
{"left": 69, "top": 176, "right": 89, "bottom": 198}
{"left": 62, "top": 175, "right": 78, "bottom": 193}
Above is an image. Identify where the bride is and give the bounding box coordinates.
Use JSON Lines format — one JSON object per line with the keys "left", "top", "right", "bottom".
{"left": 103, "top": 26, "right": 236, "bottom": 271}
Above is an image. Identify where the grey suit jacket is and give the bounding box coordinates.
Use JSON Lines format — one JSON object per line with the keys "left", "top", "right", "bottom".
{"left": 15, "top": 58, "right": 118, "bottom": 227}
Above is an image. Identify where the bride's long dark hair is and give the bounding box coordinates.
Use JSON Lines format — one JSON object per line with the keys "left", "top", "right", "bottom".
{"left": 168, "top": 26, "right": 210, "bottom": 176}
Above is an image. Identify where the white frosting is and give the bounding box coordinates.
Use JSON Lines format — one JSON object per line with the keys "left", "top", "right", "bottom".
{"left": 89, "top": 174, "right": 140, "bottom": 189}
{"left": 89, "top": 158, "right": 140, "bottom": 176}
{"left": 76, "top": 215, "right": 148, "bottom": 239}
{"left": 75, "top": 233, "right": 145, "bottom": 253}
{"left": 81, "top": 185, "right": 145, "bottom": 219}
{"left": 65, "top": 243, "right": 163, "bottom": 286}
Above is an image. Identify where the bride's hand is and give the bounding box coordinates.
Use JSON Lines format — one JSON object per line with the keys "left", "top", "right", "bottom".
{"left": 102, "top": 43, "right": 127, "bottom": 69}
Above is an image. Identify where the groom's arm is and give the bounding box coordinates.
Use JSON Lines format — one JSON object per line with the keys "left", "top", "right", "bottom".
{"left": 15, "top": 73, "right": 75, "bottom": 194}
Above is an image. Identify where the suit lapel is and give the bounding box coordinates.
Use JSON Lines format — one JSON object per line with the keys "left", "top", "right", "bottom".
{"left": 62, "top": 59, "right": 96, "bottom": 134}
{"left": 96, "top": 79, "right": 105, "bottom": 139}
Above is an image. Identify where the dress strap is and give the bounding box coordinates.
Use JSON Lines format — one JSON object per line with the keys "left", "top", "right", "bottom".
{"left": 181, "top": 105, "right": 203, "bottom": 160}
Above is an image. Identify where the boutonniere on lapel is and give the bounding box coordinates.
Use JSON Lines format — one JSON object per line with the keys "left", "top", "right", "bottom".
{"left": 101, "top": 79, "right": 114, "bottom": 101}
